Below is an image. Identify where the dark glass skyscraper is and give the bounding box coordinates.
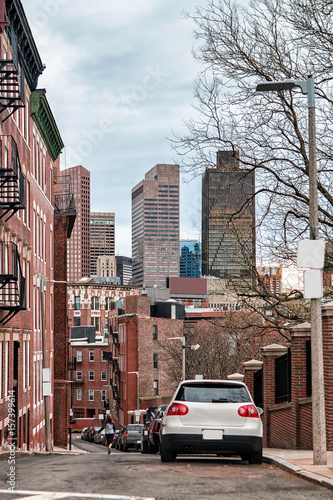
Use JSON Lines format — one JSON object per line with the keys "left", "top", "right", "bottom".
{"left": 180, "top": 240, "right": 202, "bottom": 278}
{"left": 202, "top": 151, "right": 255, "bottom": 286}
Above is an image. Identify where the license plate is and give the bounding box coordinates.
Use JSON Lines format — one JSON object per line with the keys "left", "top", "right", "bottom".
{"left": 202, "top": 429, "right": 223, "bottom": 440}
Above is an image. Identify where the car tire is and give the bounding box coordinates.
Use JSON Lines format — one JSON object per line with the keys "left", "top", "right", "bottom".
{"left": 246, "top": 445, "right": 263, "bottom": 465}
{"left": 123, "top": 445, "right": 128, "bottom": 452}
{"left": 141, "top": 439, "right": 149, "bottom": 454}
{"left": 160, "top": 444, "right": 176, "bottom": 462}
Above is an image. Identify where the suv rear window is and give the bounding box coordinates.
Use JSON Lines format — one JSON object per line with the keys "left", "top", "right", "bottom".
{"left": 127, "top": 425, "right": 144, "bottom": 431}
{"left": 176, "top": 383, "right": 250, "bottom": 403}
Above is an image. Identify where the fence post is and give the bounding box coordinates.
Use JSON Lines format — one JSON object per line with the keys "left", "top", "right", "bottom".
{"left": 321, "top": 304, "right": 333, "bottom": 451}
{"left": 260, "top": 344, "right": 288, "bottom": 448}
{"left": 290, "top": 322, "right": 311, "bottom": 449}
{"left": 243, "top": 359, "right": 263, "bottom": 400}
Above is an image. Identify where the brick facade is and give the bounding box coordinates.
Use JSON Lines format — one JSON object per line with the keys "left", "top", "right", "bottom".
{"left": 243, "top": 305, "right": 333, "bottom": 451}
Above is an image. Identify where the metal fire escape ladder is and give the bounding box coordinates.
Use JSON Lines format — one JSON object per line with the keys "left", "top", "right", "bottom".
{"left": 0, "top": 241, "right": 26, "bottom": 325}
{"left": 0, "top": 14, "right": 25, "bottom": 122}
{"left": 0, "top": 136, "right": 25, "bottom": 221}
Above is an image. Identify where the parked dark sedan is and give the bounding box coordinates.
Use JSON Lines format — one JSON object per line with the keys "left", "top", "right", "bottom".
{"left": 147, "top": 405, "right": 167, "bottom": 453}
{"left": 87, "top": 425, "right": 102, "bottom": 442}
{"left": 141, "top": 406, "right": 158, "bottom": 454}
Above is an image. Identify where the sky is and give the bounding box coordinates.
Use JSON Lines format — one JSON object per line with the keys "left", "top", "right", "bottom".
{"left": 23, "top": 0, "right": 203, "bottom": 257}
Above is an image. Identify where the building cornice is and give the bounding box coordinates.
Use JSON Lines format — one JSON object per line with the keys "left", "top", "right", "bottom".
{"left": 5, "top": 0, "right": 44, "bottom": 89}
{"left": 30, "top": 89, "right": 64, "bottom": 161}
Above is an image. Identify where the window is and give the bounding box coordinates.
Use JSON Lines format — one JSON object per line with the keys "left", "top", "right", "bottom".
{"left": 88, "top": 389, "right": 94, "bottom": 401}
{"left": 153, "top": 325, "right": 158, "bottom": 341}
{"left": 105, "top": 297, "right": 112, "bottom": 310}
{"left": 89, "top": 350, "right": 94, "bottom": 362}
{"left": 91, "top": 316, "right": 100, "bottom": 332}
{"left": 91, "top": 296, "right": 100, "bottom": 310}
{"left": 76, "top": 371, "right": 82, "bottom": 381}
{"left": 154, "top": 380, "right": 158, "bottom": 396}
{"left": 74, "top": 317, "right": 81, "bottom": 327}
{"left": 101, "top": 390, "right": 107, "bottom": 401}
{"left": 77, "top": 350, "right": 82, "bottom": 362}
{"left": 74, "top": 296, "right": 81, "bottom": 310}
{"left": 89, "top": 371, "right": 95, "bottom": 381}
{"left": 76, "top": 389, "right": 82, "bottom": 401}
{"left": 153, "top": 353, "right": 158, "bottom": 370}
{"left": 101, "top": 371, "right": 107, "bottom": 381}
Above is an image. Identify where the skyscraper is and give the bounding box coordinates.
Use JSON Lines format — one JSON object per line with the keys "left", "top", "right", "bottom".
{"left": 90, "top": 212, "right": 115, "bottom": 276}
{"left": 132, "top": 164, "right": 180, "bottom": 287}
{"left": 180, "top": 240, "right": 202, "bottom": 278}
{"left": 202, "top": 151, "right": 255, "bottom": 286}
{"left": 60, "top": 165, "right": 91, "bottom": 282}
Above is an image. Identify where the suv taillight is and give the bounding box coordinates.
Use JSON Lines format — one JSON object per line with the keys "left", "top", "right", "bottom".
{"left": 126, "top": 431, "right": 128, "bottom": 438}
{"left": 167, "top": 402, "right": 189, "bottom": 416}
{"left": 238, "top": 405, "right": 259, "bottom": 418}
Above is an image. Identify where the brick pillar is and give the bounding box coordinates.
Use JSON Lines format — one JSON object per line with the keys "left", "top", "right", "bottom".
{"left": 260, "top": 344, "right": 288, "bottom": 448}
{"left": 290, "top": 322, "right": 311, "bottom": 449}
{"left": 53, "top": 214, "right": 74, "bottom": 448}
{"left": 322, "top": 304, "right": 333, "bottom": 450}
{"left": 243, "top": 359, "right": 263, "bottom": 399}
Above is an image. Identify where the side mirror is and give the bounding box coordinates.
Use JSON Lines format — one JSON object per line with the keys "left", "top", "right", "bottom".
{"left": 257, "top": 407, "right": 263, "bottom": 416}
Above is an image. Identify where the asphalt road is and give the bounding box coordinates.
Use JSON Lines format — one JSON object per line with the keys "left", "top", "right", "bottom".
{"left": 0, "top": 435, "right": 332, "bottom": 499}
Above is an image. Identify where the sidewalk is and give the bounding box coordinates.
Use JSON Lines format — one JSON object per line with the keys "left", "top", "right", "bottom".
{"left": 263, "top": 448, "right": 333, "bottom": 491}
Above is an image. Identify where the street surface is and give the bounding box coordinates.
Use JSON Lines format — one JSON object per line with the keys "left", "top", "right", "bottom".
{"left": 0, "top": 434, "right": 332, "bottom": 499}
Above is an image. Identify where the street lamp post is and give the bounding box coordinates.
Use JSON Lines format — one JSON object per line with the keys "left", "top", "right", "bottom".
{"left": 256, "top": 76, "right": 327, "bottom": 465}
{"left": 168, "top": 337, "right": 200, "bottom": 380}
{"left": 40, "top": 278, "right": 67, "bottom": 452}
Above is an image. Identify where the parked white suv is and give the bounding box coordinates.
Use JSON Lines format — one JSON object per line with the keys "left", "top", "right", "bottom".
{"left": 159, "top": 379, "right": 263, "bottom": 463}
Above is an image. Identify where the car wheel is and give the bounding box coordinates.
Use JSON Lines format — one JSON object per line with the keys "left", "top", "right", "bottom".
{"left": 160, "top": 444, "right": 176, "bottom": 462}
{"left": 247, "top": 445, "right": 263, "bottom": 465}
{"left": 123, "top": 446, "right": 128, "bottom": 452}
{"left": 141, "top": 439, "right": 149, "bottom": 454}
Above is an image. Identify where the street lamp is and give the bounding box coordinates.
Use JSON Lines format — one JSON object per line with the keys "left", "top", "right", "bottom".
{"left": 168, "top": 336, "right": 200, "bottom": 380}
{"left": 256, "top": 76, "right": 327, "bottom": 465}
{"left": 128, "top": 371, "right": 139, "bottom": 411}
{"left": 40, "top": 278, "right": 67, "bottom": 452}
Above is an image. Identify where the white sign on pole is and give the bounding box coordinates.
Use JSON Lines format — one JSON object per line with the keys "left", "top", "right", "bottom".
{"left": 297, "top": 240, "right": 325, "bottom": 269}
{"left": 303, "top": 269, "right": 323, "bottom": 299}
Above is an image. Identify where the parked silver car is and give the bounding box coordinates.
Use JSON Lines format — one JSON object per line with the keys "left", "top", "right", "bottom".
{"left": 118, "top": 424, "right": 145, "bottom": 452}
{"left": 159, "top": 379, "right": 263, "bottom": 463}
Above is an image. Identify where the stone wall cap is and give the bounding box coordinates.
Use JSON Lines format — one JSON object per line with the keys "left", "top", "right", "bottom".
{"left": 227, "top": 373, "right": 244, "bottom": 381}
{"left": 290, "top": 322, "right": 311, "bottom": 337}
{"left": 243, "top": 359, "right": 263, "bottom": 370}
{"left": 322, "top": 302, "right": 333, "bottom": 316}
{"left": 260, "top": 344, "right": 288, "bottom": 356}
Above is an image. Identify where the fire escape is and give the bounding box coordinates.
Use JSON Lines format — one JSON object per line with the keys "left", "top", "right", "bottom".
{"left": 0, "top": 3, "right": 25, "bottom": 122}
{"left": 0, "top": 3, "right": 26, "bottom": 325}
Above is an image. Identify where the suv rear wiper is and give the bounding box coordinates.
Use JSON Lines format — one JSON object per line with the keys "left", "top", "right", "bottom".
{"left": 211, "top": 398, "right": 236, "bottom": 403}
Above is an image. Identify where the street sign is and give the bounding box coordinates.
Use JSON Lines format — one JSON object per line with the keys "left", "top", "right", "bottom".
{"left": 297, "top": 240, "right": 325, "bottom": 269}
{"left": 303, "top": 270, "right": 323, "bottom": 298}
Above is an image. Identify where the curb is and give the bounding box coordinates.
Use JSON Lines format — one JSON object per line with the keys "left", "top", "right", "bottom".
{"left": 263, "top": 454, "right": 333, "bottom": 491}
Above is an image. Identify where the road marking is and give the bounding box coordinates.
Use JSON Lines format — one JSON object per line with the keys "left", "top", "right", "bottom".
{"left": 0, "top": 490, "right": 155, "bottom": 500}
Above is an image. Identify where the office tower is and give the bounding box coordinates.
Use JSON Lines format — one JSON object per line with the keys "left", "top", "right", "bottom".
{"left": 202, "top": 151, "right": 255, "bottom": 286}
{"left": 180, "top": 240, "right": 202, "bottom": 278}
{"left": 132, "top": 164, "right": 180, "bottom": 287}
{"left": 60, "top": 165, "right": 91, "bottom": 282}
{"left": 116, "top": 256, "right": 133, "bottom": 285}
{"left": 97, "top": 255, "right": 117, "bottom": 278}
{"left": 90, "top": 212, "right": 115, "bottom": 276}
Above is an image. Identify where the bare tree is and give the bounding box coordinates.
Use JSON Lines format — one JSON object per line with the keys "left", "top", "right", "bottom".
{"left": 173, "top": 0, "right": 333, "bottom": 273}
{"left": 158, "top": 312, "right": 284, "bottom": 383}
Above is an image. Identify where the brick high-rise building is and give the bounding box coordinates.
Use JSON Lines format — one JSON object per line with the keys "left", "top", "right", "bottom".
{"left": 131, "top": 164, "right": 180, "bottom": 287}
{"left": 90, "top": 212, "right": 115, "bottom": 276}
{"left": 0, "top": 0, "right": 65, "bottom": 451}
{"left": 202, "top": 151, "right": 255, "bottom": 288}
{"left": 59, "top": 165, "right": 90, "bottom": 282}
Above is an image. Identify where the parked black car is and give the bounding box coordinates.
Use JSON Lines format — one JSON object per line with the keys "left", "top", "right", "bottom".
{"left": 141, "top": 406, "right": 158, "bottom": 454}
{"left": 112, "top": 429, "right": 119, "bottom": 448}
{"left": 147, "top": 405, "right": 168, "bottom": 453}
{"left": 87, "top": 425, "right": 102, "bottom": 442}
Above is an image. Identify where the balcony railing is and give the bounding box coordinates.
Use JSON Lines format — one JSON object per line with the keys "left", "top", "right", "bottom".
{"left": 0, "top": 136, "right": 25, "bottom": 221}
{"left": 0, "top": 242, "right": 26, "bottom": 325}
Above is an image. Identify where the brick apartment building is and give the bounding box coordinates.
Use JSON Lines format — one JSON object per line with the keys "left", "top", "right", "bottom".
{"left": 108, "top": 295, "right": 185, "bottom": 427}
{"left": 0, "top": 0, "right": 65, "bottom": 451}
{"left": 69, "top": 328, "right": 109, "bottom": 420}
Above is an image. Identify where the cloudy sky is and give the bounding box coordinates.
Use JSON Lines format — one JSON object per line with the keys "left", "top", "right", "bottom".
{"left": 23, "top": 0, "right": 203, "bottom": 256}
